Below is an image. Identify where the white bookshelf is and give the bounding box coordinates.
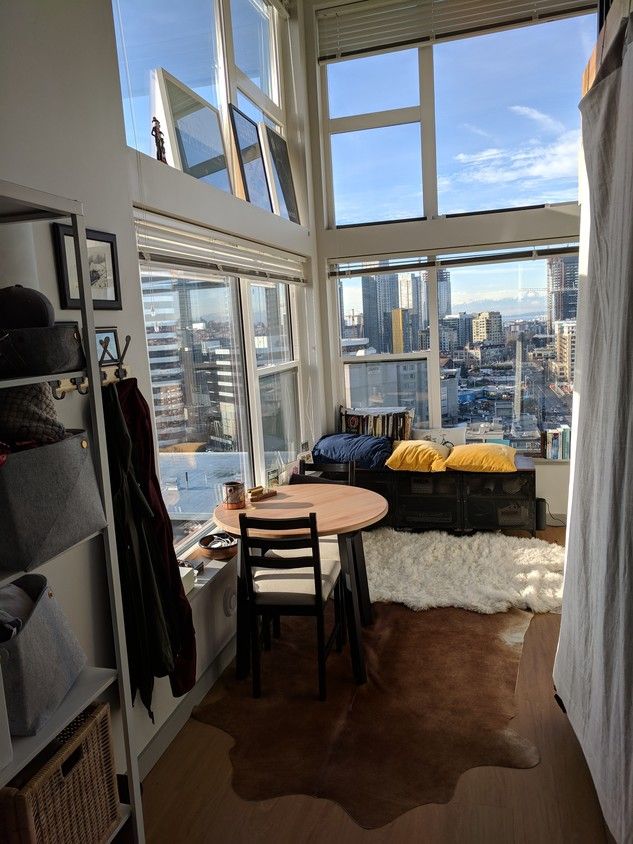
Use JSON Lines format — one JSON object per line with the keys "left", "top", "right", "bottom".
{"left": 0, "top": 180, "right": 145, "bottom": 842}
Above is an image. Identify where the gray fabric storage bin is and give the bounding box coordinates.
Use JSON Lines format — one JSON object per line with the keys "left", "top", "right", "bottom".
{"left": 0, "top": 431, "right": 106, "bottom": 572}
{"left": 0, "top": 574, "right": 87, "bottom": 736}
{"left": 0, "top": 323, "right": 85, "bottom": 378}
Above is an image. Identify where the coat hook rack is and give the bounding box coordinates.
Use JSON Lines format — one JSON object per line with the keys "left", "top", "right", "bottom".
{"left": 51, "top": 335, "right": 133, "bottom": 399}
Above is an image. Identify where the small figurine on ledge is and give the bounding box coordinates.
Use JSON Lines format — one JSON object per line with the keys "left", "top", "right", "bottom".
{"left": 151, "top": 116, "right": 167, "bottom": 163}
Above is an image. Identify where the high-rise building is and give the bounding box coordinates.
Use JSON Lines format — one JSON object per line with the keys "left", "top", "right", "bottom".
{"left": 442, "top": 312, "right": 474, "bottom": 347}
{"left": 437, "top": 269, "right": 452, "bottom": 320}
{"left": 361, "top": 272, "right": 399, "bottom": 353}
{"left": 554, "top": 319, "right": 577, "bottom": 383}
{"left": 547, "top": 256, "right": 579, "bottom": 333}
{"left": 472, "top": 311, "right": 504, "bottom": 343}
{"left": 391, "top": 308, "right": 412, "bottom": 354}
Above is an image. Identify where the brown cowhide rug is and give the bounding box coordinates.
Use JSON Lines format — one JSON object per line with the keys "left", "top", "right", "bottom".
{"left": 193, "top": 602, "right": 539, "bottom": 828}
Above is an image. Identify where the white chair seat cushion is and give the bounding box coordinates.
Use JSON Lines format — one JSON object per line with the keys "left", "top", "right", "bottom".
{"left": 253, "top": 543, "right": 341, "bottom": 606}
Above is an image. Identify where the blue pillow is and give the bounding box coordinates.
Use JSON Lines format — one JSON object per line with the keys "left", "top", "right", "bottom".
{"left": 312, "top": 434, "right": 392, "bottom": 471}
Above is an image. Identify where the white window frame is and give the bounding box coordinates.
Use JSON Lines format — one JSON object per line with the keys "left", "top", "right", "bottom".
{"left": 320, "top": 44, "right": 437, "bottom": 228}
{"left": 331, "top": 240, "right": 579, "bottom": 436}
{"left": 240, "top": 277, "right": 305, "bottom": 482}
{"left": 220, "top": 0, "right": 286, "bottom": 129}
{"left": 331, "top": 261, "right": 441, "bottom": 426}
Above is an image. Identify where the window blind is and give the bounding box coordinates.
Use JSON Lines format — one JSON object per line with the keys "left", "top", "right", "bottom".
{"left": 134, "top": 212, "right": 307, "bottom": 284}
{"left": 316, "top": 0, "right": 597, "bottom": 61}
{"left": 329, "top": 243, "right": 579, "bottom": 277}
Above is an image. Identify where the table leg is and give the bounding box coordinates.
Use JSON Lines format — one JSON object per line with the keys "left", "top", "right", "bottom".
{"left": 338, "top": 534, "right": 367, "bottom": 685}
{"left": 352, "top": 532, "right": 373, "bottom": 627}
{"left": 235, "top": 541, "right": 251, "bottom": 680}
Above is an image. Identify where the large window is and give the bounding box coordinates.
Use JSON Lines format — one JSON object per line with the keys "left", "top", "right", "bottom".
{"left": 114, "top": 0, "right": 292, "bottom": 218}
{"left": 334, "top": 248, "right": 577, "bottom": 454}
{"left": 138, "top": 225, "right": 307, "bottom": 545}
{"left": 434, "top": 16, "right": 596, "bottom": 213}
{"left": 336, "top": 264, "right": 432, "bottom": 426}
{"left": 114, "top": 0, "right": 223, "bottom": 155}
{"left": 438, "top": 253, "right": 577, "bottom": 452}
{"left": 325, "top": 49, "right": 424, "bottom": 225}
{"left": 320, "top": 14, "right": 595, "bottom": 227}
{"left": 141, "top": 265, "right": 251, "bottom": 543}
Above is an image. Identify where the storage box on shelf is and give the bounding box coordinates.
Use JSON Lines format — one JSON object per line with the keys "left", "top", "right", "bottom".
{"left": 0, "top": 703, "right": 120, "bottom": 844}
{"left": 0, "top": 180, "right": 144, "bottom": 842}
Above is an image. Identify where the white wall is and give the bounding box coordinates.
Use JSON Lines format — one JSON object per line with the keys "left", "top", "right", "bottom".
{"left": 536, "top": 462, "right": 570, "bottom": 519}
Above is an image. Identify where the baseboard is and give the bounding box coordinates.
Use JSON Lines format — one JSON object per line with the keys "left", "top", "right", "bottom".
{"left": 139, "top": 636, "right": 236, "bottom": 780}
{"left": 547, "top": 513, "right": 567, "bottom": 527}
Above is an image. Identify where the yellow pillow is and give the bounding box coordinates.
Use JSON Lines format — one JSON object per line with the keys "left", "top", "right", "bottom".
{"left": 386, "top": 440, "right": 451, "bottom": 472}
{"left": 443, "top": 443, "right": 517, "bottom": 473}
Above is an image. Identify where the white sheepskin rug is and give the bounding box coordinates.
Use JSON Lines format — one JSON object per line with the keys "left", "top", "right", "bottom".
{"left": 362, "top": 529, "right": 564, "bottom": 614}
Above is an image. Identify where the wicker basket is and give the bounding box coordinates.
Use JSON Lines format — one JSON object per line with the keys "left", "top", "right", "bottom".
{"left": 0, "top": 703, "right": 120, "bottom": 844}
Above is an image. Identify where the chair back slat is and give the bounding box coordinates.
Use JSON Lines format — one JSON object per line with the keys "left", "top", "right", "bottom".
{"left": 298, "top": 459, "right": 356, "bottom": 485}
{"left": 239, "top": 512, "right": 324, "bottom": 604}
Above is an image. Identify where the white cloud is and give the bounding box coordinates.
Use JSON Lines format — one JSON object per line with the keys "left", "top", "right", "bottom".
{"left": 509, "top": 106, "right": 565, "bottom": 134}
{"left": 451, "top": 130, "right": 580, "bottom": 189}
{"left": 455, "top": 148, "right": 504, "bottom": 164}
{"left": 462, "top": 123, "right": 493, "bottom": 139}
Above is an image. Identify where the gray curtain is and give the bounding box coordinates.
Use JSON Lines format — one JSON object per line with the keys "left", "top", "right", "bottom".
{"left": 554, "top": 14, "right": 633, "bottom": 844}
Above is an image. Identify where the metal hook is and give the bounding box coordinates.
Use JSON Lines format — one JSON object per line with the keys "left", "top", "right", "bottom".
{"left": 118, "top": 335, "right": 131, "bottom": 367}
{"left": 50, "top": 380, "right": 66, "bottom": 400}
{"left": 72, "top": 376, "right": 89, "bottom": 396}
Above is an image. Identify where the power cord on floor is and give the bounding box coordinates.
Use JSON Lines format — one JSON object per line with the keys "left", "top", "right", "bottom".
{"left": 546, "top": 501, "right": 567, "bottom": 527}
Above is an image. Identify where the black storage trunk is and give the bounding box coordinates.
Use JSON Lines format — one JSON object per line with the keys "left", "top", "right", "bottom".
{"left": 355, "top": 455, "right": 537, "bottom": 534}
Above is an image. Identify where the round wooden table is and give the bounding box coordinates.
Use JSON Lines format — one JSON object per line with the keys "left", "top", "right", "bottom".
{"left": 213, "top": 483, "right": 388, "bottom": 537}
{"left": 214, "top": 483, "right": 388, "bottom": 685}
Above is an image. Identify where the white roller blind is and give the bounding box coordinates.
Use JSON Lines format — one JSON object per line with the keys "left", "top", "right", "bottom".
{"left": 317, "top": 0, "right": 596, "bottom": 61}
{"left": 134, "top": 212, "right": 307, "bottom": 284}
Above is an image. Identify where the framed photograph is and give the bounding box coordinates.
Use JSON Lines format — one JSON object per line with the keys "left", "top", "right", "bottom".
{"left": 52, "top": 224, "right": 122, "bottom": 310}
{"left": 152, "top": 68, "right": 232, "bottom": 194}
{"left": 95, "top": 327, "right": 120, "bottom": 366}
{"left": 261, "top": 125, "right": 300, "bottom": 225}
{"left": 229, "top": 105, "right": 273, "bottom": 213}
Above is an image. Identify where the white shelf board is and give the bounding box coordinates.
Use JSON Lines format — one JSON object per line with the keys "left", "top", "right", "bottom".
{"left": 0, "top": 370, "right": 87, "bottom": 391}
{"left": 0, "top": 180, "right": 83, "bottom": 223}
{"left": 108, "top": 804, "right": 132, "bottom": 842}
{"left": 0, "top": 666, "right": 117, "bottom": 787}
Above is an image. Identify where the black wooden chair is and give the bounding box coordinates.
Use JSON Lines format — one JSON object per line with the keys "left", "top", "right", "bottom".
{"left": 297, "top": 459, "right": 356, "bottom": 485}
{"left": 239, "top": 512, "right": 346, "bottom": 701}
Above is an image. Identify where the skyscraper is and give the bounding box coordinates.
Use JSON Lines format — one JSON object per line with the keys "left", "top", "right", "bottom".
{"left": 547, "top": 256, "right": 579, "bottom": 333}
{"left": 361, "top": 272, "right": 399, "bottom": 353}
{"left": 437, "top": 269, "right": 452, "bottom": 320}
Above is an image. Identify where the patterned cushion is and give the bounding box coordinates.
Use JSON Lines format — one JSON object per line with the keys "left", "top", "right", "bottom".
{"left": 0, "top": 384, "right": 66, "bottom": 445}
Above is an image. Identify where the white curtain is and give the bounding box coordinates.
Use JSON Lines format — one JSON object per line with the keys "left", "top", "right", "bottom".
{"left": 554, "top": 14, "right": 633, "bottom": 844}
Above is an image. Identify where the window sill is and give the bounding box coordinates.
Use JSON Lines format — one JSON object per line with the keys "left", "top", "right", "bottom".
{"left": 532, "top": 458, "right": 570, "bottom": 465}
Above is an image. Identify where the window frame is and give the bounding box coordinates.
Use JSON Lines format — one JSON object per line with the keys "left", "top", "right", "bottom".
{"left": 240, "top": 277, "right": 304, "bottom": 481}
{"left": 320, "top": 44, "right": 437, "bottom": 228}
{"left": 330, "top": 241, "right": 578, "bottom": 443}
{"left": 220, "top": 0, "right": 286, "bottom": 131}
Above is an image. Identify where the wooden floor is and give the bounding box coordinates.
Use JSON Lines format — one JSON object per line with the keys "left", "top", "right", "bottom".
{"left": 142, "top": 527, "right": 611, "bottom": 844}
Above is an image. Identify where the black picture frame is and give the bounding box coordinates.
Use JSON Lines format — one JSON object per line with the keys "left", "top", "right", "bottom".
{"left": 228, "top": 105, "right": 273, "bottom": 213}
{"left": 263, "top": 125, "right": 301, "bottom": 225}
{"left": 95, "top": 327, "right": 121, "bottom": 366}
{"left": 52, "top": 224, "right": 122, "bottom": 310}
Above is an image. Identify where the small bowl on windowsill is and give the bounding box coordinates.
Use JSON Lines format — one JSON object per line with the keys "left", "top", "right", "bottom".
{"left": 198, "top": 532, "right": 238, "bottom": 561}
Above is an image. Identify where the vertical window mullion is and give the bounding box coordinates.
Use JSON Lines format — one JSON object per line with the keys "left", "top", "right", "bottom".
{"left": 240, "top": 277, "right": 266, "bottom": 483}
{"left": 420, "top": 44, "right": 438, "bottom": 220}
{"left": 426, "top": 265, "right": 443, "bottom": 426}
